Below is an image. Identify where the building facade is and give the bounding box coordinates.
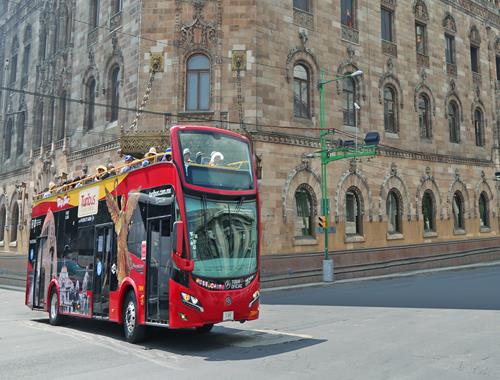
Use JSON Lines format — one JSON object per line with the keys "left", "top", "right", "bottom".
{"left": 0, "top": 0, "right": 499, "bottom": 286}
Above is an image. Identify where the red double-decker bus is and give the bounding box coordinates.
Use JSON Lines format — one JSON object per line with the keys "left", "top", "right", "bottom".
{"left": 25, "top": 125, "right": 260, "bottom": 342}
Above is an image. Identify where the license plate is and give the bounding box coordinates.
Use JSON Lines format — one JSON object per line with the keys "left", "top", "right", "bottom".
{"left": 223, "top": 311, "right": 234, "bottom": 321}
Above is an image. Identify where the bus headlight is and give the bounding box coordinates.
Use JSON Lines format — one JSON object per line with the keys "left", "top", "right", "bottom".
{"left": 249, "top": 290, "right": 260, "bottom": 308}
{"left": 180, "top": 292, "right": 204, "bottom": 312}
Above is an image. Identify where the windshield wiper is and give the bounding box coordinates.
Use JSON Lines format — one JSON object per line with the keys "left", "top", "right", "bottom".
{"left": 201, "top": 194, "right": 215, "bottom": 259}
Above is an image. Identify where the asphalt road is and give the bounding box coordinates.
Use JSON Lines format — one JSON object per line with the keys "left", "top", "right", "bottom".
{"left": 1, "top": 264, "right": 499, "bottom": 380}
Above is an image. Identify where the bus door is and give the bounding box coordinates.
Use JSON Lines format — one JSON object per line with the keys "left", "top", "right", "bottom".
{"left": 93, "top": 224, "right": 114, "bottom": 316}
{"left": 31, "top": 237, "right": 47, "bottom": 309}
{"left": 146, "top": 216, "right": 172, "bottom": 322}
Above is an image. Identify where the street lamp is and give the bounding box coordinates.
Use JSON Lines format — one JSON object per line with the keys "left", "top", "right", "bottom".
{"left": 317, "top": 68, "right": 376, "bottom": 283}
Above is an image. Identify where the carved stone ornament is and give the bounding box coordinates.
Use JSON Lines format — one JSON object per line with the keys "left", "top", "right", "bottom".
{"left": 178, "top": 1, "right": 217, "bottom": 49}
{"left": 469, "top": 25, "right": 481, "bottom": 46}
{"left": 443, "top": 13, "right": 457, "bottom": 33}
{"left": 342, "top": 25, "right": 359, "bottom": 44}
{"left": 299, "top": 30, "right": 308, "bottom": 47}
{"left": 414, "top": 0, "right": 428, "bottom": 22}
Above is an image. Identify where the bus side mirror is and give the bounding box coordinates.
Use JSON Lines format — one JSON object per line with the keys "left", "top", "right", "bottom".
{"left": 172, "top": 221, "right": 194, "bottom": 272}
{"left": 172, "top": 221, "right": 184, "bottom": 255}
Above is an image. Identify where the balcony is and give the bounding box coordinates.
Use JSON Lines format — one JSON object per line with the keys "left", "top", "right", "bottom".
{"left": 446, "top": 63, "right": 457, "bottom": 78}
{"left": 293, "top": 8, "right": 314, "bottom": 30}
{"left": 382, "top": 40, "right": 397, "bottom": 57}
{"left": 341, "top": 25, "right": 359, "bottom": 44}
{"left": 417, "top": 53, "right": 429, "bottom": 69}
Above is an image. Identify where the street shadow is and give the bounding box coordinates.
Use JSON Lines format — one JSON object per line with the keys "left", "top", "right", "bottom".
{"left": 263, "top": 265, "right": 500, "bottom": 311}
{"left": 31, "top": 318, "right": 325, "bottom": 361}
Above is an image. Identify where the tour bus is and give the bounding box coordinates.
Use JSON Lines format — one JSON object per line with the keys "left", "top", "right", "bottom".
{"left": 25, "top": 125, "right": 260, "bottom": 342}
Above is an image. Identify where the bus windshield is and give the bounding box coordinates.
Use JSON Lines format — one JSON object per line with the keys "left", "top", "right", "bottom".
{"left": 178, "top": 130, "right": 254, "bottom": 190}
{"left": 185, "top": 196, "right": 258, "bottom": 279}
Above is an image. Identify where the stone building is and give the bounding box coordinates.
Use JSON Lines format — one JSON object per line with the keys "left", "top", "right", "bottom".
{"left": 0, "top": 0, "right": 499, "bottom": 287}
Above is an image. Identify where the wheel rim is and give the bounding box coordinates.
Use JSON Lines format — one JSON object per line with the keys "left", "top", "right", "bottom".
{"left": 125, "top": 301, "right": 136, "bottom": 334}
{"left": 50, "top": 293, "right": 57, "bottom": 320}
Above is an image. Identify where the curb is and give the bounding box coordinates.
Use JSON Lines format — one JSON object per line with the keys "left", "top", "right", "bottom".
{"left": 261, "top": 260, "right": 500, "bottom": 293}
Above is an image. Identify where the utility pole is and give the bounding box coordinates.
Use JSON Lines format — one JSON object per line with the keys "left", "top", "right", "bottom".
{"left": 317, "top": 68, "right": 378, "bottom": 282}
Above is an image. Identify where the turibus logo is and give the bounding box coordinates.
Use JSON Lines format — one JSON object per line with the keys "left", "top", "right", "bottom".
{"left": 78, "top": 186, "right": 100, "bottom": 218}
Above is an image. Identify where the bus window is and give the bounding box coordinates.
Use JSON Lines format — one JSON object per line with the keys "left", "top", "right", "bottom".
{"left": 127, "top": 200, "right": 148, "bottom": 259}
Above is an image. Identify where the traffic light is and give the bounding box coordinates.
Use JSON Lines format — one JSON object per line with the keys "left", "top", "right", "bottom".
{"left": 318, "top": 215, "right": 327, "bottom": 229}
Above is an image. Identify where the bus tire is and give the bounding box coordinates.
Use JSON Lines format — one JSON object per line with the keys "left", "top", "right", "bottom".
{"left": 123, "top": 291, "right": 145, "bottom": 343}
{"left": 196, "top": 324, "right": 214, "bottom": 334}
{"left": 48, "top": 289, "right": 62, "bottom": 326}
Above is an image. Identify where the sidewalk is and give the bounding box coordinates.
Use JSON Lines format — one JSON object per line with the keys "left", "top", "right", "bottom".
{"left": 0, "top": 253, "right": 26, "bottom": 288}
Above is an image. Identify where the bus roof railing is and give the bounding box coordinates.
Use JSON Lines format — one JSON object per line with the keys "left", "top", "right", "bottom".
{"left": 33, "top": 154, "right": 252, "bottom": 201}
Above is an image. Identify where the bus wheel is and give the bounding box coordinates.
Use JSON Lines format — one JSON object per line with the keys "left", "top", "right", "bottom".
{"left": 48, "top": 289, "right": 61, "bottom": 326}
{"left": 123, "top": 291, "right": 145, "bottom": 343}
{"left": 196, "top": 324, "right": 214, "bottom": 334}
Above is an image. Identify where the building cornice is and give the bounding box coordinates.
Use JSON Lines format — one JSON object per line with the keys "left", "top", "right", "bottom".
{"left": 252, "top": 131, "right": 494, "bottom": 167}
{"left": 68, "top": 139, "right": 120, "bottom": 162}
{"left": 0, "top": 165, "right": 30, "bottom": 180}
{"left": 440, "top": 0, "right": 500, "bottom": 28}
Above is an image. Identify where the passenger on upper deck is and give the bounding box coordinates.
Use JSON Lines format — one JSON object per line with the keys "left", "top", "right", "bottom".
{"left": 142, "top": 147, "right": 158, "bottom": 167}
{"left": 161, "top": 147, "right": 172, "bottom": 162}
{"left": 183, "top": 148, "right": 192, "bottom": 164}
{"left": 209, "top": 151, "right": 224, "bottom": 167}
{"left": 120, "top": 155, "right": 136, "bottom": 173}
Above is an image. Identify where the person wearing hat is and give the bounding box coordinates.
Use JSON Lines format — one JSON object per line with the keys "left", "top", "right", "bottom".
{"left": 161, "top": 147, "right": 172, "bottom": 162}
{"left": 195, "top": 151, "right": 203, "bottom": 164}
{"left": 43, "top": 182, "right": 57, "bottom": 198}
{"left": 143, "top": 147, "right": 158, "bottom": 167}
{"left": 209, "top": 151, "right": 224, "bottom": 167}
{"left": 95, "top": 165, "right": 109, "bottom": 181}
{"left": 106, "top": 163, "right": 116, "bottom": 177}
{"left": 183, "top": 148, "right": 192, "bottom": 164}
{"left": 120, "top": 155, "right": 136, "bottom": 174}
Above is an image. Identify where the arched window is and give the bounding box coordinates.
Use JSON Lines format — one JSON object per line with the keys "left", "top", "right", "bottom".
{"left": 418, "top": 94, "right": 431, "bottom": 139}
{"left": 110, "top": 66, "right": 120, "bottom": 122}
{"left": 10, "top": 37, "right": 18, "bottom": 84}
{"left": 422, "top": 190, "right": 435, "bottom": 233}
{"left": 345, "top": 187, "right": 362, "bottom": 235}
{"left": 452, "top": 191, "right": 465, "bottom": 230}
{"left": 57, "top": 92, "right": 66, "bottom": 141}
{"left": 4, "top": 118, "right": 13, "bottom": 160}
{"left": 21, "top": 26, "right": 31, "bottom": 87}
{"left": 343, "top": 77, "right": 356, "bottom": 126}
{"left": 16, "top": 111, "right": 25, "bottom": 156}
{"left": 293, "top": 64, "right": 310, "bottom": 118}
{"left": 474, "top": 108, "right": 484, "bottom": 147}
{"left": 479, "top": 191, "right": 489, "bottom": 228}
{"left": 0, "top": 205, "right": 5, "bottom": 242}
{"left": 383, "top": 86, "right": 397, "bottom": 133}
{"left": 387, "top": 189, "right": 402, "bottom": 234}
{"left": 448, "top": 101, "right": 460, "bottom": 143}
{"left": 294, "top": 185, "right": 314, "bottom": 238}
{"left": 186, "top": 54, "right": 210, "bottom": 111}
{"left": 90, "top": 0, "right": 100, "bottom": 29}
{"left": 33, "top": 102, "right": 43, "bottom": 148}
{"left": 10, "top": 201, "right": 18, "bottom": 243}
{"left": 85, "top": 77, "right": 96, "bottom": 130}
{"left": 293, "top": 0, "right": 310, "bottom": 12}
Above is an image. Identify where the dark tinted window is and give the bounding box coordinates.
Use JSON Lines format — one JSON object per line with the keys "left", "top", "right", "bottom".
{"left": 381, "top": 8, "right": 393, "bottom": 42}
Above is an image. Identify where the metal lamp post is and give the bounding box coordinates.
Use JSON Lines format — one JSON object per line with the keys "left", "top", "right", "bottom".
{"left": 317, "top": 68, "right": 376, "bottom": 283}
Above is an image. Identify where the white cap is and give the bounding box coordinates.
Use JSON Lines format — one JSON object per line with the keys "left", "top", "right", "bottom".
{"left": 183, "top": 148, "right": 191, "bottom": 155}
{"left": 211, "top": 151, "right": 224, "bottom": 161}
